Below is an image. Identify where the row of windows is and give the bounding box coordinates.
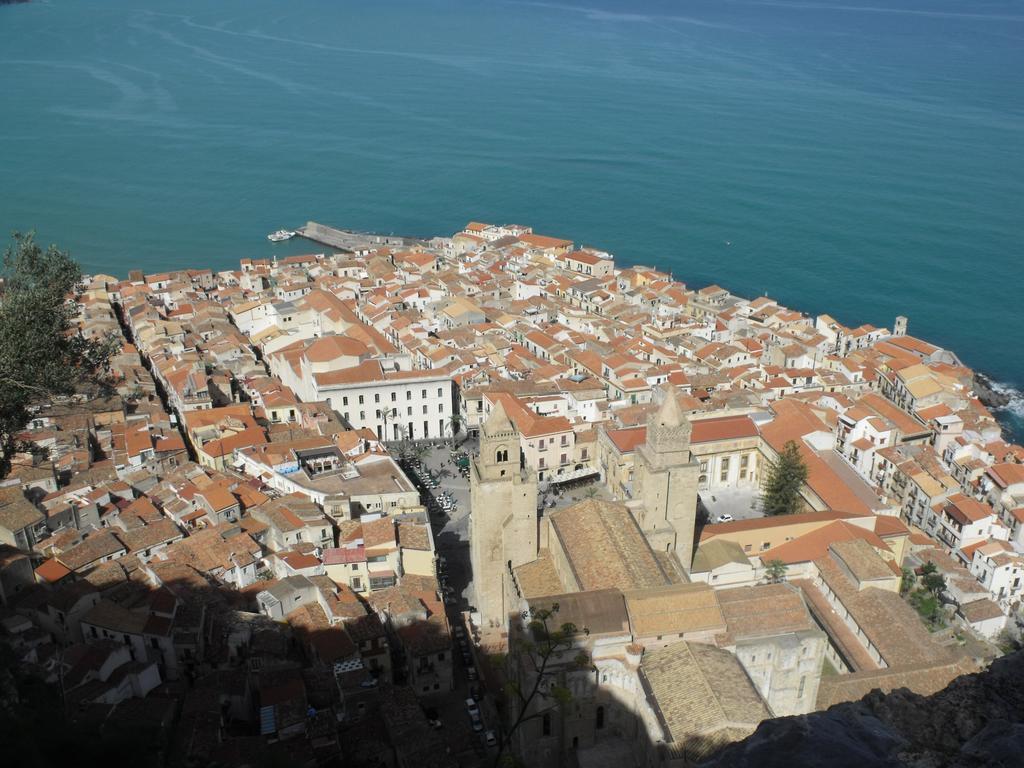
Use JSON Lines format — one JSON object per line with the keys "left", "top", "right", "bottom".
{"left": 700, "top": 453, "right": 756, "bottom": 483}
{"left": 530, "top": 435, "right": 570, "bottom": 449}
{"left": 342, "top": 416, "right": 448, "bottom": 441}
{"left": 537, "top": 454, "right": 569, "bottom": 469}
{"left": 345, "top": 404, "right": 445, "bottom": 421}
{"left": 342, "top": 387, "right": 446, "bottom": 407}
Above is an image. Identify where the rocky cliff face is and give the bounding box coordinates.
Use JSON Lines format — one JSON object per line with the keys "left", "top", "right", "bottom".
{"left": 703, "top": 652, "right": 1024, "bottom": 768}
{"left": 973, "top": 372, "right": 1011, "bottom": 410}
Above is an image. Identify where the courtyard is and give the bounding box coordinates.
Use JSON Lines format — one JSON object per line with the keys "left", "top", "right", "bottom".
{"left": 698, "top": 486, "right": 764, "bottom": 523}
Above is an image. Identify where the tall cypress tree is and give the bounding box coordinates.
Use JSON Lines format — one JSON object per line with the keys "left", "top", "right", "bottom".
{"left": 761, "top": 440, "right": 808, "bottom": 516}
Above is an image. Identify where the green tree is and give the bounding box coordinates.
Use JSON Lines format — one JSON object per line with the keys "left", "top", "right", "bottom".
{"left": 900, "top": 565, "right": 915, "bottom": 596}
{"left": 0, "top": 232, "right": 115, "bottom": 478}
{"left": 921, "top": 561, "right": 946, "bottom": 598}
{"left": 447, "top": 412, "right": 462, "bottom": 447}
{"left": 761, "top": 440, "right": 808, "bottom": 516}
{"left": 909, "top": 562, "right": 947, "bottom": 628}
{"left": 764, "top": 558, "right": 788, "bottom": 584}
{"left": 496, "top": 604, "right": 591, "bottom": 767}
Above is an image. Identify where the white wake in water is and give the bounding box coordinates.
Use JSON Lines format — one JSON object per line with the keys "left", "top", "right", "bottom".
{"left": 988, "top": 380, "right": 1024, "bottom": 420}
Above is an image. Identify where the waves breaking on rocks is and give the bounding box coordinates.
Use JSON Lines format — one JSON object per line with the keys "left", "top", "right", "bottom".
{"left": 988, "top": 379, "right": 1024, "bottom": 443}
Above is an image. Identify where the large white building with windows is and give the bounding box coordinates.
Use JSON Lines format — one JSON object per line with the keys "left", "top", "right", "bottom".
{"left": 320, "top": 363, "right": 456, "bottom": 442}
{"left": 268, "top": 335, "right": 457, "bottom": 441}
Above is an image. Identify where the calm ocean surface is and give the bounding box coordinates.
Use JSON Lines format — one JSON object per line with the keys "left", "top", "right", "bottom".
{"left": 1, "top": 0, "right": 1022, "bottom": 437}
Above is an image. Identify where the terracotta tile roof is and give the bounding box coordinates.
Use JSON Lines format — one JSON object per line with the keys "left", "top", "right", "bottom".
{"left": 81, "top": 599, "right": 149, "bottom": 635}
{"left": 518, "top": 233, "right": 572, "bottom": 250}
{"left": 513, "top": 550, "right": 565, "bottom": 599}
{"left": 322, "top": 546, "right": 366, "bottom": 565}
{"left": 760, "top": 520, "right": 889, "bottom": 566}
{"left": 830, "top": 538, "right": 896, "bottom": 582}
{"left": 281, "top": 551, "right": 320, "bottom": 570}
{"left": 525, "top": 588, "right": 630, "bottom": 636}
{"left": 873, "top": 515, "right": 910, "bottom": 538}
{"left": 762, "top": 400, "right": 880, "bottom": 515}
{"left": 118, "top": 519, "right": 183, "bottom": 553}
{"left": 815, "top": 657, "right": 971, "bottom": 710}
{"left": 939, "top": 493, "right": 993, "bottom": 525}
{"left": 816, "top": 555, "right": 952, "bottom": 669}
{"left": 35, "top": 557, "right": 72, "bottom": 584}
{"left": 690, "top": 539, "right": 751, "bottom": 573}
{"left": 700, "top": 509, "right": 867, "bottom": 541}
{"left": 691, "top": 415, "right": 759, "bottom": 444}
{"left": 716, "top": 583, "right": 815, "bottom": 640}
{"left": 640, "top": 642, "right": 770, "bottom": 746}
{"left": 304, "top": 334, "right": 369, "bottom": 362}
{"left": 57, "top": 530, "right": 127, "bottom": 571}
{"left": 987, "top": 463, "right": 1024, "bottom": 488}
{"left": 624, "top": 583, "right": 726, "bottom": 638}
{"left": 549, "top": 500, "right": 671, "bottom": 592}
{"left": 959, "top": 597, "right": 1004, "bottom": 623}
{"left": 605, "top": 426, "right": 647, "bottom": 454}
{"left": 0, "top": 486, "right": 44, "bottom": 532}
{"left": 287, "top": 602, "right": 357, "bottom": 663}
{"left": 182, "top": 403, "right": 256, "bottom": 430}
{"left": 858, "top": 392, "right": 929, "bottom": 436}
{"left": 362, "top": 518, "right": 396, "bottom": 550}
{"left": 199, "top": 484, "right": 237, "bottom": 512}
{"left": 795, "top": 575, "right": 881, "bottom": 671}
{"left": 486, "top": 392, "right": 572, "bottom": 438}
{"left": 396, "top": 521, "right": 430, "bottom": 552}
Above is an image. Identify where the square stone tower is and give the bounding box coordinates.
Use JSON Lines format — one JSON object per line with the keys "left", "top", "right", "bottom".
{"left": 470, "top": 401, "right": 539, "bottom": 627}
{"left": 634, "top": 386, "right": 700, "bottom": 569}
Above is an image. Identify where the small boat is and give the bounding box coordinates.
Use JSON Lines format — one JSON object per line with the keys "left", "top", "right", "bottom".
{"left": 267, "top": 229, "right": 296, "bottom": 242}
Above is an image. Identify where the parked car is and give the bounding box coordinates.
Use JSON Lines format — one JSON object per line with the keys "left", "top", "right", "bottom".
{"left": 715, "top": 514, "right": 735, "bottom": 523}
{"left": 467, "top": 666, "right": 478, "bottom": 681}
{"left": 470, "top": 713, "right": 484, "bottom": 732}
{"left": 465, "top": 698, "right": 480, "bottom": 718}
{"left": 485, "top": 730, "right": 498, "bottom": 748}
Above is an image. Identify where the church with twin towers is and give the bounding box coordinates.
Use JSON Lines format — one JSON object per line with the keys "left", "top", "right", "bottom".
{"left": 469, "top": 385, "right": 700, "bottom": 627}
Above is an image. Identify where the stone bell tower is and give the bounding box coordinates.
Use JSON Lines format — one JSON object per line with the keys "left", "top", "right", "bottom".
{"left": 633, "top": 385, "right": 700, "bottom": 569}
{"left": 469, "top": 400, "right": 538, "bottom": 627}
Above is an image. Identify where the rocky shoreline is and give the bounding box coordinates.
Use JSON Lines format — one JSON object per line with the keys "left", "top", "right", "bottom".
{"left": 974, "top": 372, "right": 1012, "bottom": 409}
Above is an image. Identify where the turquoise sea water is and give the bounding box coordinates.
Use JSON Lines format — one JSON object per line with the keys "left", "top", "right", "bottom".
{"left": 1, "top": 0, "right": 1022, "bottom": 437}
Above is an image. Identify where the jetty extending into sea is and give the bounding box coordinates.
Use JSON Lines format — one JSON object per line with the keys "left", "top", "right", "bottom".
{"left": 296, "top": 221, "right": 427, "bottom": 252}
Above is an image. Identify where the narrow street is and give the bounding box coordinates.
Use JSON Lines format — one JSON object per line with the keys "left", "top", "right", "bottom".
{"left": 400, "top": 440, "right": 501, "bottom": 765}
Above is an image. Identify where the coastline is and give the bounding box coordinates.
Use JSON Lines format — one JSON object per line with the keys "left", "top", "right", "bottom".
{"left": 975, "top": 373, "right": 1024, "bottom": 444}
{"left": 94, "top": 218, "right": 1024, "bottom": 448}
{"left": 974, "top": 372, "right": 1011, "bottom": 410}
{"left": 291, "top": 222, "right": 1024, "bottom": 446}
